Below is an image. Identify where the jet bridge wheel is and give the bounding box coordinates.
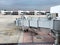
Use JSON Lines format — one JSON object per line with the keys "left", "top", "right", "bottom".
{"left": 24, "top": 29, "right": 29, "bottom": 32}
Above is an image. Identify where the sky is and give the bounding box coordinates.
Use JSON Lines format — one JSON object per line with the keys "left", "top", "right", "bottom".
{"left": 0, "top": 0, "right": 60, "bottom": 10}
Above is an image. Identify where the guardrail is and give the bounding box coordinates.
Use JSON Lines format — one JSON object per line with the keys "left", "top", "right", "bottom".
{"left": 0, "top": 42, "right": 54, "bottom": 45}
{"left": 18, "top": 42, "right": 54, "bottom": 45}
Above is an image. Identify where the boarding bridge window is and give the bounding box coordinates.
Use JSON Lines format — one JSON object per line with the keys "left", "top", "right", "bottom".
{"left": 4, "top": 12, "right": 11, "bottom": 15}
{"left": 37, "top": 12, "right": 46, "bottom": 15}
{"left": 20, "top": 12, "right": 34, "bottom": 15}
{"left": 20, "top": 12, "right": 27, "bottom": 15}
{"left": 56, "top": 13, "right": 58, "bottom": 17}
{"left": 37, "top": 12, "right": 42, "bottom": 15}
{"left": 27, "top": 12, "right": 34, "bottom": 15}
{"left": 12, "top": 12, "right": 18, "bottom": 15}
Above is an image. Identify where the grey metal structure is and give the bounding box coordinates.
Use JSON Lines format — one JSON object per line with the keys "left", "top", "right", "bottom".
{"left": 53, "top": 20, "right": 60, "bottom": 30}
{"left": 51, "top": 18, "right": 60, "bottom": 45}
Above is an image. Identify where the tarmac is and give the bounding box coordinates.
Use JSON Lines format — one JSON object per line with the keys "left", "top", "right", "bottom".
{"left": 0, "top": 15, "right": 54, "bottom": 45}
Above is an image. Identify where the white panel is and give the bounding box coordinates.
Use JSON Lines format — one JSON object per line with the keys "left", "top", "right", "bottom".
{"left": 23, "top": 20, "right": 29, "bottom": 27}
{"left": 39, "top": 18, "right": 51, "bottom": 28}
{"left": 30, "top": 20, "right": 38, "bottom": 27}
{"left": 39, "top": 21, "right": 44, "bottom": 27}
{"left": 39, "top": 21, "right": 50, "bottom": 28}
{"left": 19, "top": 19, "right": 23, "bottom": 26}
{"left": 16, "top": 19, "right": 19, "bottom": 26}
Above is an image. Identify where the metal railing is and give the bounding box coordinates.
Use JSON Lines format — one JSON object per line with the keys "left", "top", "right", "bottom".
{"left": 0, "top": 42, "right": 54, "bottom": 45}
{"left": 18, "top": 42, "right": 54, "bottom": 45}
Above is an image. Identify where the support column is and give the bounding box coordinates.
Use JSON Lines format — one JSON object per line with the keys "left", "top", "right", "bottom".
{"left": 55, "top": 32, "right": 60, "bottom": 45}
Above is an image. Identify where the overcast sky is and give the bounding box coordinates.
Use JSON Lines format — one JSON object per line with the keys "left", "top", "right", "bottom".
{"left": 0, "top": 0, "right": 60, "bottom": 10}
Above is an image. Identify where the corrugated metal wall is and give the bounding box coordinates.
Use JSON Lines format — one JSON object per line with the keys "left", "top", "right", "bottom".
{"left": 16, "top": 17, "right": 53, "bottom": 29}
